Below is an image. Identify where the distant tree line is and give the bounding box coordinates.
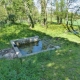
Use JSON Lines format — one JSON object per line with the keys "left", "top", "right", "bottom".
{"left": 0, "top": 0, "right": 80, "bottom": 31}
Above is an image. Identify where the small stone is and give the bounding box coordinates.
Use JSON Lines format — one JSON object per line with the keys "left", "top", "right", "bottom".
{"left": 5, "top": 50, "right": 8, "bottom": 53}
{"left": 55, "top": 46, "right": 60, "bottom": 49}
{"left": 10, "top": 49, "right": 15, "bottom": 53}
{"left": 0, "top": 51, "right": 2, "bottom": 54}
{"left": 2, "top": 50, "right": 4, "bottom": 53}
{"left": 69, "top": 49, "right": 72, "bottom": 52}
{"left": 3, "top": 53, "right": 15, "bottom": 59}
{"left": 0, "top": 55, "right": 3, "bottom": 58}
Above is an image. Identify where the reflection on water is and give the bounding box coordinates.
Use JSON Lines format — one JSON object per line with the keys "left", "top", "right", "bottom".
{"left": 19, "top": 40, "right": 46, "bottom": 55}
{"left": 32, "top": 41, "right": 42, "bottom": 52}
{"left": 18, "top": 40, "right": 56, "bottom": 55}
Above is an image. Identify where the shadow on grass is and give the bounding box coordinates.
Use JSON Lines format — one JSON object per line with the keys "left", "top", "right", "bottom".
{"left": 0, "top": 23, "right": 51, "bottom": 49}
{"left": 1, "top": 36, "right": 80, "bottom": 79}
{"left": 17, "top": 37, "right": 80, "bottom": 80}
{"left": 74, "top": 33, "right": 80, "bottom": 38}
{"left": 0, "top": 23, "right": 80, "bottom": 49}
{"left": 0, "top": 23, "right": 80, "bottom": 79}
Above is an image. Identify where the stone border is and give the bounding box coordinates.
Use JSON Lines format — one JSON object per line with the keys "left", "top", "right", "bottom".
{"left": 10, "top": 36, "right": 60, "bottom": 58}
{"left": 10, "top": 36, "right": 40, "bottom": 57}
{"left": 0, "top": 48, "right": 16, "bottom": 59}
{"left": 21, "top": 48, "right": 56, "bottom": 58}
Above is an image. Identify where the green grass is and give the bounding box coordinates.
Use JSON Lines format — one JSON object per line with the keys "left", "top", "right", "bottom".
{"left": 73, "top": 19, "right": 80, "bottom": 25}
{"left": 34, "top": 23, "right": 80, "bottom": 43}
{"left": 0, "top": 23, "right": 80, "bottom": 80}
{"left": 0, "top": 22, "right": 80, "bottom": 49}
{"left": 0, "top": 23, "right": 47, "bottom": 49}
{"left": 0, "top": 41, "right": 80, "bottom": 80}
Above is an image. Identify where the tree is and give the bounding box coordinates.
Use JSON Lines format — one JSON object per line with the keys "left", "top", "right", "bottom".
{"left": 66, "top": 0, "right": 77, "bottom": 31}
{"left": 0, "top": 5, "right": 7, "bottom": 22}
{"left": 54, "top": 0, "right": 66, "bottom": 24}
{"left": 23, "top": 0, "right": 34, "bottom": 28}
{"left": 55, "top": 0, "right": 59, "bottom": 24}
{"left": 40, "top": 0, "right": 48, "bottom": 27}
{"left": 66, "top": 0, "right": 71, "bottom": 31}
{"left": 0, "top": 0, "right": 16, "bottom": 24}
{"left": 12, "top": 0, "right": 25, "bottom": 22}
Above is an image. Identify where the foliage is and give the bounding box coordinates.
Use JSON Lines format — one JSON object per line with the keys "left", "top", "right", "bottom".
{"left": 0, "top": 0, "right": 37, "bottom": 26}
{"left": 12, "top": 0, "right": 24, "bottom": 20}
{"left": 0, "top": 0, "right": 80, "bottom": 79}
{"left": 0, "top": 6, "right": 7, "bottom": 21}
{"left": 8, "top": 14, "right": 16, "bottom": 24}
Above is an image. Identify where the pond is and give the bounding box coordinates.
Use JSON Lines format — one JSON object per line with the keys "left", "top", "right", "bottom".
{"left": 18, "top": 40, "right": 54, "bottom": 55}
{"left": 11, "top": 36, "right": 60, "bottom": 57}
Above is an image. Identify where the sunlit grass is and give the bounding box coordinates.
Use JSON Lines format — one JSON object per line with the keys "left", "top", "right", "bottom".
{"left": 34, "top": 23, "right": 80, "bottom": 43}
{"left": 0, "top": 23, "right": 80, "bottom": 79}
{"left": 0, "top": 23, "right": 80, "bottom": 49}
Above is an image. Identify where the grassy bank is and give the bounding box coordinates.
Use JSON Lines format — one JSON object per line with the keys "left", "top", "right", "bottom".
{"left": 0, "top": 23, "right": 80, "bottom": 49}
{"left": 0, "top": 23, "right": 80, "bottom": 79}
{"left": 0, "top": 40, "right": 80, "bottom": 79}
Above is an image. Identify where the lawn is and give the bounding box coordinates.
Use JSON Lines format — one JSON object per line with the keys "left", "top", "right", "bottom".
{"left": 0, "top": 23, "right": 80, "bottom": 49}
{"left": 0, "top": 23, "right": 80, "bottom": 80}
{"left": 0, "top": 41, "right": 80, "bottom": 80}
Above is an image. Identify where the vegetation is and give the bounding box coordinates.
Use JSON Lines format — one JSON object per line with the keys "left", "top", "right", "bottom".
{"left": 0, "top": 23, "right": 80, "bottom": 49}
{"left": 0, "top": 0, "right": 80, "bottom": 80}
{"left": 0, "top": 23, "right": 80, "bottom": 79}
{"left": 0, "top": 40, "right": 80, "bottom": 79}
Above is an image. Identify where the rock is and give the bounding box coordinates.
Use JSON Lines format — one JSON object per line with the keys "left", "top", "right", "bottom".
{"left": 47, "top": 44, "right": 54, "bottom": 49}
{"left": 5, "top": 50, "right": 8, "bottom": 53}
{"left": 0, "top": 51, "right": 2, "bottom": 54}
{"left": 2, "top": 50, "right": 4, "bottom": 53}
{"left": 10, "top": 49, "right": 15, "bottom": 53}
{"left": 0, "top": 55, "right": 3, "bottom": 58}
{"left": 73, "top": 30, "right": 79, "bottom": 34}
{"left": 55, "top": 46, "right": 60, "bottom": 49}
{"left": 3, "top": 53, "right": 15, "bottom": 59}
{"left": 0, "top": 48, "right": 16, "bottom": 59}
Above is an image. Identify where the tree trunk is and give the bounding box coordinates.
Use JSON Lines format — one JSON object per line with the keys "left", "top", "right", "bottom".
{"left": 41, "top": 0, "right": 47, "bottom": 28}
{"left": 57, "top": 16, "right": 59, "bottom": 24}
{"left": 70, "top": 13, "right": 74, "bottom": 31}
{"left": 51, "top": 0, "right": 52, "bottom": 23}
{"left": 59, "top": 17, "right": 62, "bottom": 24}
{"left": 66, "top": 21, "right": 70, "bottom": 31}
{"left": 24, "top": 2, "right": 34, "bottom": 28}
{"left": 66, "top": 0, "right": 70, "bottom": 32}
{"left": 28, "top": 15, "right": 34, "bottom": 28}
{"left": 66, "top": 13, "right": 70, "bottom": 31}
{"left": 51, "top": 11, "right": 52, "bottom": 23}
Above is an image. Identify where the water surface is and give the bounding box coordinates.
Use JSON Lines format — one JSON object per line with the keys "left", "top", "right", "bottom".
{"left": 19, "top": 40, "right": 47, "bottom": 55}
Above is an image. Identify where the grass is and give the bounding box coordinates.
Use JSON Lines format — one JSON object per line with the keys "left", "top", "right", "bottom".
{"left": 73, "top": 19, "right": 80, "bottom": 25}
{"left": 0, "top": 41, "right": 80, "bottom": 80}
{"left": 0, "top": 23, "right": 47, "bottom": 49}
{"left": 0, "top": 23, "right": 80, "bottom": 80}
{"left": 0, "top": 22, "right": 80, "bottom": 49}
{"left": 34, "top": 23, "right": 80, "bottom": 43}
